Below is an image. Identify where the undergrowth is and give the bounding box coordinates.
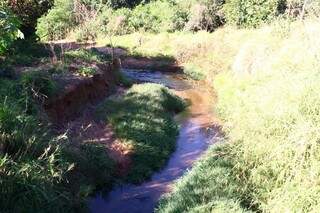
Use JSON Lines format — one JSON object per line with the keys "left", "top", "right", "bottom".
{"left": 0, "top": 73, "right": 116, "bottom": 212}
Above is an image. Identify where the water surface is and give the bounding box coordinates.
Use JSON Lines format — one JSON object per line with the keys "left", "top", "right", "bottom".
{"left": 89, "top": 69, "right": 218, "bottom": 213}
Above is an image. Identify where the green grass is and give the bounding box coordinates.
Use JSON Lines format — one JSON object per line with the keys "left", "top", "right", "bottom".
{"left": 0, "top": 75, "right": 117, "bottom": 212}
{"left": 64, "top": 48, "right": 111, "bottom": 64}
{"left": 96, "top": 83, "right": 186, "bottom": 182}
{"left": 157, "top": 18, "right": 320, "bottom": 212}
{"left": 0, "top": 39, "right": 51, "bottom": 69}
{"left": 157, "top": 144, "right": 252, "bottom": 213}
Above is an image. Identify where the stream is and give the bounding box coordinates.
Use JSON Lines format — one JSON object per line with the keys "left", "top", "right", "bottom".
{"left": 89, "top": 69, "right": 219, "bottom": 213}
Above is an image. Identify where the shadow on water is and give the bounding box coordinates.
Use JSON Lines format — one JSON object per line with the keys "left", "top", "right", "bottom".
{"left": 89, "top": 69, "right": 219, "bottom": 213}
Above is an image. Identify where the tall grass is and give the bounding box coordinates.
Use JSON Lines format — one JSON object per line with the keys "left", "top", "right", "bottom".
{"left": 0, "top": 74, "right": 116, "bottom": 212}
{"left": 157, "top": 18, "right": 320, "bottom": 212}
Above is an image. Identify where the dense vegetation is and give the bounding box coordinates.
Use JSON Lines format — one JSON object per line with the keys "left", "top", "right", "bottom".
{"left": 2, "top": 0, "right": 320, "bottom": 212}
{"left": 0, "top": 73, "right": 116, "bottom": 212}
{"left": 0, "top": 4, "right": 23, "bottom": 54}
{"left": 36, "top": 0, "right": 316, "bottom": 42}
{"left": 0, "top": 47, "right": 119, "bottom": 212}
{"left": 86, "top": 3, "right": 320, "bottom": 211}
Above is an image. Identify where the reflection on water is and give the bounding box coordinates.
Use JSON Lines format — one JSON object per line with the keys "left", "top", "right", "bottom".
{"left": 122, "top": 69, "right": 192, "bottom": 91}
{"left": 89, "top": 69, "right": 218, "bottom": 213}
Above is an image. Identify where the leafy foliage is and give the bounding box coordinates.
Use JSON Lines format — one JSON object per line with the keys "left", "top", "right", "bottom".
{"left": 0, "top": 5, "right": 23, "bottom": 54}
{"left": 36, "top": 0, "right": 74, "bottom": 40}
{"left": 224, "top": 0, "right": 286, "bottom": 27}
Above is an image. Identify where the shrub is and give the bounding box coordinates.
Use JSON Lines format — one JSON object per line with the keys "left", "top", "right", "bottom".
{"left": 74, "top": 19, "right": 100, "bottom": 42}
{"left": 171, "top": 6, "right": 189, "bottom": 31}
{"left": 129, "top": 1, "right": 179, "bottom": 33}
{"left": 77, "top": 66, "right": 97, "bottom": 76}
{"left": 224, "top": 0, "right": 286, "bottom": 27}
{"left": 185, "top": 0, "right": 225, "bottom": 32}
{"left": 2, "top": 39, "right": 50, "bottom": 67}
{"left": 108, "top": 8, "right": 133, "bottom": 35}
{"left": 286, "top": 0, "right": 320, "bottom": 18}
{"left": 21, "top": 70, "right": 58, "bottom": 99}
{"left": 101, "top": 0, "right": 147, "bottom": 9}
{"left": 36, "top": 0, "right": 74, "bottom": 41}
{"left": 0, "top": 5, "right": 23, "bottom": 54}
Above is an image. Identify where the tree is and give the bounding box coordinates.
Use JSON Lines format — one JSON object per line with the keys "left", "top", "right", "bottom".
{"left": 6, "top": 0, "right": 54, "bottom": 37}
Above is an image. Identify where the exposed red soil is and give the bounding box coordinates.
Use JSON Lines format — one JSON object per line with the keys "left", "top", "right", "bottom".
{"left": 41, "top": 43, "right": 184, "bottom": 177}
{"left": 64, "top": 96, "right": 133, "bottom": 176}
{"left": 44, "top": 62, "right": 119, "bottom": 123}
{"left": 42, "top": 59, "right": 133, "bottom": 175}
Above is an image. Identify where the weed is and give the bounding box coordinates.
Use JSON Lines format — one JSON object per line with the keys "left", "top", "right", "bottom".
{"left": 77, "top": 67, "right": 97, "bottom": 77}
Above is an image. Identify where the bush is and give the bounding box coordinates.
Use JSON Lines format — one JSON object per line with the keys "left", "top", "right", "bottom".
{"left": 224, "top": 0, "right": 286, "bottom": 27}
{"left": 21, "top": 70, "right": 58, "bottom": 99}
{"left": 185, "top": 0, "right": 225, "bottom": 32}
{"left": 0, "top": 5, "right": 23, "bottom": 54}
{"left": 103, "top": 1, "right": 182, "bottom": 34}
{"left": 77, "top": 67, "right": 97, "bottom": 76}
{"left": 1, "top": 39, "right": 50, "bottom": 67}
{"left": 108, "top": 8, "right": 133, "bottom": 35}
{"left": 102, "top": 0, "right": 147, "bottom": 9}
{"left": 36, "top": 0, "right": 74, "bottom": 41}
{"left": 286, "top": 0, "right": 320, "bottom": 18}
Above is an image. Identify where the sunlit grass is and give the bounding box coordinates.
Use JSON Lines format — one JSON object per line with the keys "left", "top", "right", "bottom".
{"left": 157, "top": 18, "right": 320, "bottom": 212}
{"left": 96, "top": 83, "right": 186, "bottom": 182}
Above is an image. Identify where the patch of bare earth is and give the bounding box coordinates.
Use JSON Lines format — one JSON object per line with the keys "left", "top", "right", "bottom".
{"left": 61, "top": 87, "right": 133, "bottom": 176}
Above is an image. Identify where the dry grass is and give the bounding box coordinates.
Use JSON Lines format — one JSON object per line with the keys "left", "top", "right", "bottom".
{"left": 155, "top": 18, "right": 320, "bottom": 212}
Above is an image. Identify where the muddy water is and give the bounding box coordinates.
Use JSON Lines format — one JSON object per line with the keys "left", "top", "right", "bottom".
{"left": 89, "top": 69, "right": 219, "bottom": 213}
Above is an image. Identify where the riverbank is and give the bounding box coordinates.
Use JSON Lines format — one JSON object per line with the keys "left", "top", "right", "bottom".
{"left": 0, "top": 42, "right": 189, "bottom": 212}
{"left": 90, "top": 69, "right": 219, "bottom": 213}
{"left": 94, "top": 17, "right": 320, "bottom": 212}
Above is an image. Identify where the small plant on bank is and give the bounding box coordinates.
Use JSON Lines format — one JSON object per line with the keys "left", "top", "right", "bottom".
{"left": 65, "top": 48, "right": 111, "bottom": 64}
{"left": 21, "top": 70, "right": 58, "bottom": 99}
{"left": 77, "top": 66, "right": 97, "bottom": 77}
